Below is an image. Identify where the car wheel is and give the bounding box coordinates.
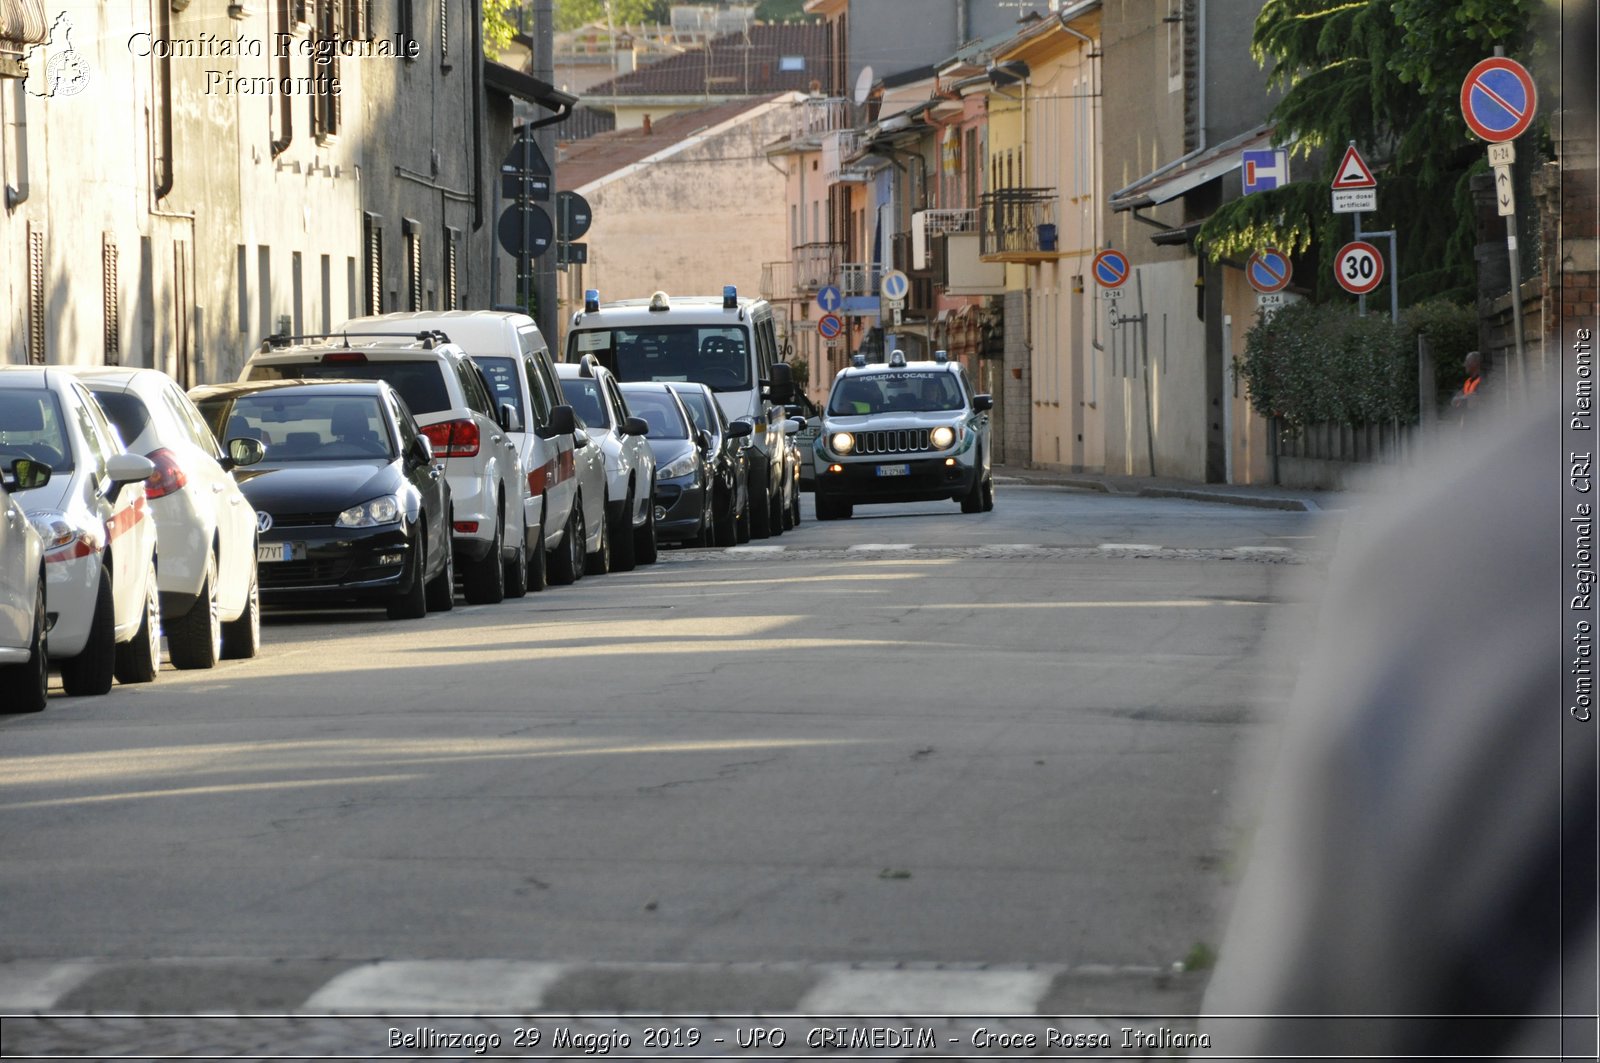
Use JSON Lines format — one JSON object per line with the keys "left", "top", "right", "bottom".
{"left": 503, "top": 501, "right": 530, "bottom": 599}
{"left": 769, "top": 480, "right": 785, "bottom": 537}
{"left": 713, "top": 485, "right": 737, "bottom": 546}
{"left": 424, "top": 527, "right": 455, "bottom": 612}
{"left": 780, "top": 476, "right": 796, "bottom": 531}
{"left": 735, "top": 487, "right": 751, "bottom": 543}
{"left": 168, "top": 552, "right": 221, "bottom": 670}
{"left": 1, "top": 574, "right": 48, "bottom": 712}
{"left": 610, "top": 488, "right": 637, "bottom": 572}
{"left": 586, "top": 496, "right": 611, "bottom": 575}
{"left": 526, "top": 509, "right": 549, "bottom": 592}
{"left": 220, "top": 568, "right": 260, "bottom": 660}
{"left": 60, "top": 566, "right": 116, "bottom": 697}
{"left": 749, "top": 476, "right": 772, "bottom": 539}
{"left": 549, "top": 495, "right": 584, "bottom": 585}
{"left": 789, "top": 473, "right": 802, "bottom": 527}
{"left": 635, "top": 482, "right": 659, "bottom": 565}
{"left": 981, "top": 475, "right": 995, "bottom": 512}
{"left": 113, "top": 559, "right": 162, "bottom": 685}
{"left": 387, "top": 528, "right": 429, "bottom": 620}
{"left": 463, "top": 509, "right": 506, "bottom": 605}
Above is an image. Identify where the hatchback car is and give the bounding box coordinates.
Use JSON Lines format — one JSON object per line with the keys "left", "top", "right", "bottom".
{"left": 242, "top": 334, "right": 527, "bottom": 605}
{"left": 665, "top": 381, "right": 752, "bottom": 547}
{"left": 618, "top": 382, "right": 712, "bottom": 546}
{"left": 192, "top": 380, "right": 453, "bottom": 620}
{"left": 75, "top": 367, "right": 263, "bottom": 669}
{"left": 1, "top": 459, "right": 50, "bottom": 712}
{"left": 555, "top": 358, "right": 658, "bottom": 568}
{"left": 0, "top": 368, "right": 161, "bottom": 695}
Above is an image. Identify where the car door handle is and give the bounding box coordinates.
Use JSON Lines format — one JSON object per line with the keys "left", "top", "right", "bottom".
{"left": 212, "top": 482, "right": 227, "bottom": 493}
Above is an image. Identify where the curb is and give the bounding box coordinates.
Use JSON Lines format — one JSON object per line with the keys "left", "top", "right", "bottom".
{"left": 994, "top": 475, "right": 1321, "bottom": 512}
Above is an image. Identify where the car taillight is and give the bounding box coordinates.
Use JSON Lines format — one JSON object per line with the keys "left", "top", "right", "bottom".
{"left": 322, "top": 351, "right": 368, "bottom": 364}
{"left": 144, "top": 448, "right": 188, "bottom": 499}
{"left": 420, "top": 418, "right": 480, "bottom": 458}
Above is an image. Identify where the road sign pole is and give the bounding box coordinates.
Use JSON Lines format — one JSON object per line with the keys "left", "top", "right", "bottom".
{"left": 1354, "top": 211, "right": 1366, "bottom": 317}
{"left": 1505, "top": 205, "right": 1529, "bottom": 390}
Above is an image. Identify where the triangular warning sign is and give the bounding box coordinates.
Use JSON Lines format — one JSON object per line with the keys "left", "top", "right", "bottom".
{"left": 1331, "top": 145, "right": 1376, "bottom": 189}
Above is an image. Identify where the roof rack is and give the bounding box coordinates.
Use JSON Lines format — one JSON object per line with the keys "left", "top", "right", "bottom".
{"left": 258, "top": 330, "right": 452, "bottom": 352}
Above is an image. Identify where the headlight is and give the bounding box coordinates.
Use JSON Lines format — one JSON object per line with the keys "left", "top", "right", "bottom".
{"left": 335, "top": 495, "right": 401, "bottom": 528}
{"left": 27, "top": 511, "right": 79, "bottom": 552}
{"left": 830, "top": 432, "right": 855, "bottom": 455}
{"left": 930, "top": 426, "right": 956, "bottom": 449}
{"left": 659, "top": 453, "right": 699, "bottom": 479}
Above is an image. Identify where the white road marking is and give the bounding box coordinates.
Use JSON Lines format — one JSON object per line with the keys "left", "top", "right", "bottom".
{"left": 0, "top": 961, "right": 101, "bottom": 1010}
{"left": 305, "top": 960, "right": 568, "bottom": 1012}
{"left": 797, "top": 968, "right": 1056, "bottom": 1014}
{"left": 847, "top": 543, "right": 915, "bottom": 552}
{"left": 724, "top": 545, "right": 785, "bottom": 553}
{"left": 1232, "top": 546, "right": 1294, "bottom": 555}
{"left": 1098, "top": 543, "right": 1163, "bottom": 552}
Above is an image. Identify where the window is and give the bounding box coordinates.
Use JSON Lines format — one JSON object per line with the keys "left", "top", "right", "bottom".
{"left": 397, "top": 0, "right": 415, "bottom": 58}
{"left": 102, "top": 235, "right": 119, "bottom": 364}
{"left": 362, "top": 213, "right": 383, "bottom": 315}
{"left": 1167, "top": 0, "right": 1183, "bottom": 94}
{"left": 343, "top": 0, "right": 368, "bottom": 40}
{"left": 456, "top": 360, "right": 494, "bottom": 416}
{"left": 237, "top": 246, "right": 250, "bottom": 334}
{"left": 313, "top": 0, "right": 342, "bottom": 141}
{"left": 258, "top": 245, "right": 272, "bottom": 337}
{"left": 474, "top": 357, "right": 526, "bottom": 425}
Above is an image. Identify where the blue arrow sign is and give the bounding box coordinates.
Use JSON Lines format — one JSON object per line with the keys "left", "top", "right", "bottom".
{"left": 816, "top": 285, "right": 842, "bottom": 313}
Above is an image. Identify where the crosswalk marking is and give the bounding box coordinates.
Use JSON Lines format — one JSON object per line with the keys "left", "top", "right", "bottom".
{"left": 304, "top": 960, "right": 568, "bottom": 1013}
{"left": 797, "top": 968, "right": 1057, "bottom": 1013}
{"left": 846, "top": 543, "right": 915, "bottom": 552}
{"left": 0, "top": 961, "right": 99, "bottom": 1011}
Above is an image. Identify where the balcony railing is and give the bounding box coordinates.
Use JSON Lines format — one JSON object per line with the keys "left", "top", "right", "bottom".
{"left": 979, "top": 188, "right": 1062, "bottom": 262}
{"left": 760, "top": 260, "right": 794, "bottom": 301}
{"left": 794, "top": 242, "right": 843, "bottom": 292}
{"left": 793, "top": 96, "right": 852, "bottom": 140}
{"left": 838, "top": 262, "right": 883, "bottom": 298}
{"left": 822, "top": 129, "right": 866, "bottom": 182}
{"left": 921, "top": 208, "right": 978, "bottom": 235}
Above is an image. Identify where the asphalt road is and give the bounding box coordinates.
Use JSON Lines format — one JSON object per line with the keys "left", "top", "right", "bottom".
{"left": 0, "top": 485, "right": 1331, "bottom": 1050}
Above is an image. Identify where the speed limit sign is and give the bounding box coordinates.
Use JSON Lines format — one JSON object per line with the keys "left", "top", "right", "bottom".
{"left": 1334, "top": 240, "right": 1384, "bottom": 295}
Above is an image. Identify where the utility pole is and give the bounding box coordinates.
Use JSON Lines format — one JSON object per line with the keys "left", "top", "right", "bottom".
{"left": 533, "top": 0, "right": 557, "bottom": 341}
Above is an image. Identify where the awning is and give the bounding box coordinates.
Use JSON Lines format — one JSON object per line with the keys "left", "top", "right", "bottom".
{"left": 484, "top": 61, "right": 578, "bottom": 115}
{"left": 1109, "top": 124, "right": 1277, "bottom": 212}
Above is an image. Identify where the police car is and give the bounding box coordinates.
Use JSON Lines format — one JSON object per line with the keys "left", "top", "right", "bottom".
{"left": 812, "top": 350, "right": 994, "bottom": 520}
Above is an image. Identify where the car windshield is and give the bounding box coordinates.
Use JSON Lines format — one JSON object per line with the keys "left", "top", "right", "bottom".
{"left": 619, "top": 388, "right": 689, "bottom": 440}
{"left": 558, "top": 377, "right": 609, "bottom": 431}
{"left": 828, "top": 371, "right": 964, "bottom": 416}
{"left": 569, "top": 325, "right": 752, "bottom": 393}
{"left": 196, "top": 393, "right": 395, "bottom": 462}
{"left": 473, "top": 357, "right": 525, "bottom": 424}
{"left": 0, "top": 387, "right": 76, "bottom": 479}
{"left": 248, "top": 359, "right": 451, "bottom": 416}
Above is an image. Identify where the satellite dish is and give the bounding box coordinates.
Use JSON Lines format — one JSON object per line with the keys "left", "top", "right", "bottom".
{"left": 853, "top": 64, "right": 874, "bottom": 106}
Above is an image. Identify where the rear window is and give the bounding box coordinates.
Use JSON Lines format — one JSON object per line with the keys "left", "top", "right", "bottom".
{"left": 558, "top": 376, "right": 608, "bottom": 431}
{"left": 248, "top": 359, "right": 452, "bottom": 417}
{"left": 619, "top": 388, "right": 689, "bottom": 440}
{"left": 87, "top": 389, "right": 155, "bottom": 450}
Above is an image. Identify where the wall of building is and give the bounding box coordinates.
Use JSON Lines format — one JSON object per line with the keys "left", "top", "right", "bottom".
{"left": 841, "top": 0, "right": 1020, "bottom": 95}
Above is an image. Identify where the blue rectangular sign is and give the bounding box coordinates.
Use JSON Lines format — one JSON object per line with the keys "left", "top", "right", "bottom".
{"left": 1241, "top": 150, "right": 1289, "bottom": 195}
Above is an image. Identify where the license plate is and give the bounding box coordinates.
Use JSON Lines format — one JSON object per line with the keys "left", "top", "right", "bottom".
{"left": 876, "top": 464, "right": 911, "bottom": 477}
{"left": 257, "top": 542, "right": 298, "bottom": 563}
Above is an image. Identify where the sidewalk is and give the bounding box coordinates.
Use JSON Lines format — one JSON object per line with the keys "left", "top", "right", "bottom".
{"left": 992, "top": 464, "right": 1353, "bottom": 512}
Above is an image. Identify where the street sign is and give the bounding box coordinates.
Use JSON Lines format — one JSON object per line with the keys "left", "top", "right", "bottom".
{"left": 501, "top": 171, "right": 551, "bottom": 201}
{"left": 501, "top": 135, "right": 551, "bottom": 177}
{"left": 880, "top": 270, "right": 909, "bottom": 301}
{"left": 1092, "top": 249, "right": 1130, "bottom": 289}
{"left": 1488, "top": 142, "right": 1516, "bottom": 167}
{"left": 1332, "top": 188, "right": 1377, "bottom": 213}
{"left": 1256, "top": 292, "right": 1286, "bottom": 314}
{"left": 557, "top": 242, "right": 588, "bottom": 266}
{"left": 556, "top": 190, "right": 592, "bottom": 241}
{"left": 1494, "top": 164, "right": 1516, "bottom": 217}
{"left": 1334, "top": 240, "right": 1384, "bottom": 295}
{"left": 497, "top": 203, "right": 553, "bottom": 259}
{"left": 816, "top": 284, "right": 843, "bottom": 313}
{"left": 1332, "top": 145, "right": 1376, "bottom": 189}
{"left": 1246, "top": 248, "right": 1292, "bottom": 294}
{"left": 817, "top": 313, "right": 844, "bottom": 340}
{"left": 1461, "top": 56, "right": 1537, "bottom": 143}
{"left": 1101, "top": 287, "right": 1124, "bottom": 301}
{"left": 1241, "top": 149, "right": 1289, "bottom": 195}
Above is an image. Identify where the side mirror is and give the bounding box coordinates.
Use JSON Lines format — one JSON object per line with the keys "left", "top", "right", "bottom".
{"left": 5, "top": 458, "right": 52, "bottom": 492}
{"left": 225, "top": 437, "right": 267, "bottom": 469}
{"left": 973, "top": 393, "right": 994, "bottom": 412}
{"left": 105, "top": 452, "right": 157, "bottom": 503}
{"left": 782, "top": 418, "right": 802, "bottom": 436}
{"left": 407, "top": 435, "right": 434, "bottom": 466}
{"left": 622, "top": 415, "right": 650, "bottom": 437}
{"left": 726, "top": 419, "right": 753, "bottom": 439}
{"left": 498, "top": 403, "right": 524, "bottom": 434}
{"left": 536, "top": 404, "right": 577, "bottom": 439}
{"left": 766, "top": 362, "right": 795, "bottom": 405}
{"left": 789, "top": 416, "right": 808, "bottom": 431}
{"left": 574, "top": 430, "right": 591, "bottom": 448}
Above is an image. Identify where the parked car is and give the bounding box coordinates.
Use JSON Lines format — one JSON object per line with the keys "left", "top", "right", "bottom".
{"left": 789, "top": 392, "right": 822, "bottom": 491}
{"left": 74, "top": 367, "right": 263, "bottom": 668}
{"left": 554, "top": 358, "right": 658, "bottom": 567}
{"left": 338, "top": 310, "right": 593, "bottom": 588}
{"left": 1, "top": 459, "right": 50, "bottom": 712}
{"left": 617, "top": 382, "right": 712, "bottom": 547}
{"left": 191, "top": 380, "right": 454, "bottom": 620}
{"left": 241, "top": 333, "right": 527, "bottom": 604}
{"left": 780, "top": 420, "right": 804, "bottom": 530}
{"left": 0, "top": 368, "right": 161, "bottom": 695}
{"left": 565, "top": 286, "right": 795, "bottom": 539}
{"left": 813, "top": 350, "right": 994, "bottom": 519}
{"left": 665, "top": 381, "right": 752, "bottom": 547}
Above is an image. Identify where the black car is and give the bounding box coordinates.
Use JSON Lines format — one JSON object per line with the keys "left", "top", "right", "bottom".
{"left": 191, "top": 380, "right": 454, "bottom": 619}
{"left": 618, "top": 382, "right": 712, "bottom": 546}
{"left": 665, "top": 381, "right": 752, "bottom": 546}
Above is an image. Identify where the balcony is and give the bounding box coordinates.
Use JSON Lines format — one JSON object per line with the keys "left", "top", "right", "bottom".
{"left": 920, "top": 208, "right": 978, "bottom": 235}
{"left": 793, "top": 97, "right": 852, "bottom": 140}
{"left": 838, "top": 262, "right": 882, "bottom": 298}
{"left": 760, "top": 260, "right": 794, "bottom": 302}
{"left": 979, "top": 188, "right": 1063, "bottom": 263}
{"left": 794, "top": 242, "right": 843, "bottom": 293}
{"left": 822, "top": 129, "right": 866, "bottom": 182}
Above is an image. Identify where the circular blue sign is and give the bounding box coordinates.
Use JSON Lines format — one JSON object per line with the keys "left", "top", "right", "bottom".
{"left": 1460, "top": 57, "right": 1537, "bottom": 143}
{"left": 1093, "top": 250, "right": 1130, "bottom": 289}
{"left": 1247, "top": 249, "right": 1292, "bottom": 294}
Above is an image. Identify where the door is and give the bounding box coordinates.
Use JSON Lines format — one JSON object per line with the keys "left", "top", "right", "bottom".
{"left": 0, "top": 488, "right": 29, "bottom": 651}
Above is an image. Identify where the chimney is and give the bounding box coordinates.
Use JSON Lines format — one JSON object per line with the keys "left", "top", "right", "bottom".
{"left": 642, "top": 114, "right": 652, "bottom": 135}
{"left": 616, "top": 31, "right": 636, "bottom": 75}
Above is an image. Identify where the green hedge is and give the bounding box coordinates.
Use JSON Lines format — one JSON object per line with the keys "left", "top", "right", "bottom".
{"left": 1237, "top": 300, "right": 1476, "bottom": 428}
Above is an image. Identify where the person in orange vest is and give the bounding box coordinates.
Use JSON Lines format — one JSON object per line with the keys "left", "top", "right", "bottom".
{"left": 1452, "top": 351, "right": 1484, "bottom": 410}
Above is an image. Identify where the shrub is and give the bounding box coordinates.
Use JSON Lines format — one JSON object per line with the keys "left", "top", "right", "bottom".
{"left": 1400, "top": 299, "right": 1478, "bottom": 408}
{"left": 1237, "top": 301, "right": 1416, "bottom": 428}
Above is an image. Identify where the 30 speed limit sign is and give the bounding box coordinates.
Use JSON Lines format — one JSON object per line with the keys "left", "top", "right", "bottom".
{"left": 1334, "top": 240, "right": 1384, "bottom": 295}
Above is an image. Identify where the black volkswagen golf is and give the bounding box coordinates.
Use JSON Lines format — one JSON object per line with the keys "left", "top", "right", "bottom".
{"left": 191, "top": 380, "right": 454, "bottom": 619}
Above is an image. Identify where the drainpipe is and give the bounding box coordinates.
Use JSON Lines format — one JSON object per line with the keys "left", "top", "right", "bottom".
{"left": 3, "top": 79, "right": 28, "bottom": 210}
{"left": 1196, "top": 0, "right": 1206, "bottom": 151}
{"left": 956, "top": 0, "right": 966, "bottom": 47}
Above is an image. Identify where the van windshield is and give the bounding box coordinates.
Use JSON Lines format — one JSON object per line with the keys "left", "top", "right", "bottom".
{"left": 568, "top": 326, "right": 752, "bottom": 393}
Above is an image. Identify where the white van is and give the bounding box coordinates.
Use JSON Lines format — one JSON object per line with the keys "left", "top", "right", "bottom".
{"left": 565, "top": 287, "right": 798, "bottom": 539}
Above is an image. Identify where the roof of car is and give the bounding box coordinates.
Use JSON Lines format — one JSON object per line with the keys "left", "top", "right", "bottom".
{"left": 190, "top": 379, "right": 391, "bottom": 401}
{"left": 0, "top": 366, "right": 53, "bottom": 389}
{"left": 249, "top": 334, "right": 464, "bottom": 360}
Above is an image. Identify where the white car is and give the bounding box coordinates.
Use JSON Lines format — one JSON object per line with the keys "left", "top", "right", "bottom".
{"left": 1, "top": 459, "right": 50, "bottom": 712}
{"left": 242, "top": 334, "right": 528, "bottom": 604}
{"left": 555, "top": 358, "right": 658, "bottom": 567}
{"left": 74, "top": 368, "right": 263, "bottom": 669}
{"left": 0, "top": 368, "right": 161, "bottom": 696}
{"left": 337, "top": 311, "right": 594, "bottom": 588}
